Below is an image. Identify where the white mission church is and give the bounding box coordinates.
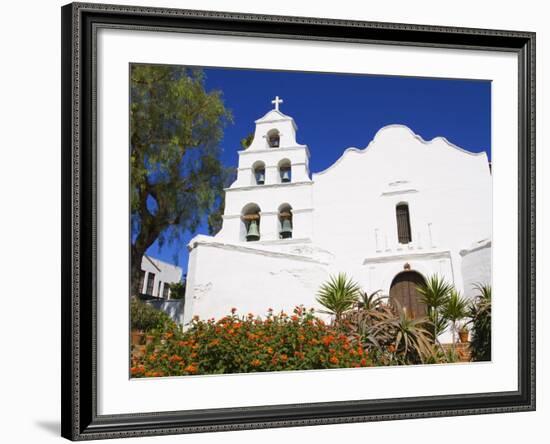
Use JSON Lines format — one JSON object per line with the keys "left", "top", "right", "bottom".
{"left": 183, "top": 97, "right": 492, "bottom": 324}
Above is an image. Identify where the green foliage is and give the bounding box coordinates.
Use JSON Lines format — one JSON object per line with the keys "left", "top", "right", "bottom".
{"left": 442, "top": 290, "right": 469, "bottom": 345}
{"left": 240, "top": 132, "right": 255, "bottom": 149}
{"left": 130, "top": 297, "right": 176, "bottom": 332}
{"left": 168, "top": 279, "right": 186, "bottom": 300}
{"left": 130, "top": 64, "right": 233, "bottom": 294}
{"left": 371, "top": 309, "right": 434, "bottom": 364}
{"left": 416, "top": 275, "right": 453, "bottom": 340}
{"left": 130, "top": 307, "right": 372, "bottom": 377}
{"left": 468, "top": 283, "right": 492, "bottom": 361}
{"left": 316, "top": 273, "right": 361, "bottom": 322}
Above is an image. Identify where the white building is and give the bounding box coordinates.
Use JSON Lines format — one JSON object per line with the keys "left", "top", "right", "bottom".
{"left": 184, "top": 97, "right": 492, "bottom": 326}
{"left": 138, "top": 255, "right": 183, "bottom": 299}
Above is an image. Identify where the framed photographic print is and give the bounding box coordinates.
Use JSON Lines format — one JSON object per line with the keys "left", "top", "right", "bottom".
{"left": 61, "top": 2, "right": 536, "bottom": 440}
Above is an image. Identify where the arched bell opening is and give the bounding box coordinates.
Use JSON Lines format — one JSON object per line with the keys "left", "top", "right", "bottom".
{"left": 252, "top": 161, "right": 266, "bottom": 185}
{"left": 278, "top": 159, "right": 292, "bottom": 183}
{"left": 389, "top": 270, "right": 426, "bottom": 319}
{"left": 241, "top": 203, "right": 261, "bottom": 242}
{"left": 278, "top": 203, "right": 293, "bottom": 239}
{"left": 267, "top": 129, "right": 280, "bottom": 148}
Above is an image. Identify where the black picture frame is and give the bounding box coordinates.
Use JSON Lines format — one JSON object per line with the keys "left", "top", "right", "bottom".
{"left": 61, "top": 2, "right": 536, "bottom": 440}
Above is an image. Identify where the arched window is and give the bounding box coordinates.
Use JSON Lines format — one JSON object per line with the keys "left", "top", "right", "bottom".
{"left": 252, "top": 161, "right": 265, "bottom": 185}
{"left": 396, "top": 203, "right": 412, "bottom": 244}
{"left": 278, "top": 159, "right": 292, "bottom": 183}
{"left": 241, "top": 203, "right": 261, "bottom": 242}
{"left": 267, "top": 129, "right": 280, "bottom": 148}
{"left": 278, "top": 203, "right": 293, "bottom": 239}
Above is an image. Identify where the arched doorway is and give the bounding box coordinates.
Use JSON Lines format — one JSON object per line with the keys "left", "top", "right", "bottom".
{"left": 389, "top": 271, "right": 426, "bottom": 318}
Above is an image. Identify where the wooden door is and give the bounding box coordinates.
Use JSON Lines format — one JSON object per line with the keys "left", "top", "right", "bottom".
{"left": 389, "top": 271, "right": 426, "bottom": 318}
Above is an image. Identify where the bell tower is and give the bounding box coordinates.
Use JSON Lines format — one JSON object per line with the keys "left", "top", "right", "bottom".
{"left": 217, "top": 97, "right": 314, "bottom": 243}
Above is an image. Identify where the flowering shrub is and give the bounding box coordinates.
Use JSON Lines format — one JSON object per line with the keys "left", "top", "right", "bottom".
{"left": 131, "top": 306, "right": 372, "bottom": 377}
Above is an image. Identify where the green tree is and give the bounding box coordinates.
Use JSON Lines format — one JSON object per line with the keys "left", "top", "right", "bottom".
{"left": 240, "top": 132, "right": 254, "bottom": 149}
{"left": 468, "top": 283, "right": 492, "bottom": 361}
{"left": 168, "top": 276, "right": 186, "bottom": 300}
{"left": 442, "top": 289, "right": 469, "bottom": 348}
{"left": 416, "top": 275, "right": 453, "bottom": 341}
{"left": 316, "top": 273, "right": 361, "bottom": 324}
{"left": 130, "top": 64, "right": 232, "bottom": 296}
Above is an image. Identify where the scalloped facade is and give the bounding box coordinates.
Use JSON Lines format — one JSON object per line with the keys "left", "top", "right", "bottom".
{"left": 184, "top": 107, "right": 492, "bottom": 333}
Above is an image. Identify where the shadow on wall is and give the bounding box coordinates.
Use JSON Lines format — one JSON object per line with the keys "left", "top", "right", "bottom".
{"left": 147, "top": 300, "right": 185, "bottom": 325}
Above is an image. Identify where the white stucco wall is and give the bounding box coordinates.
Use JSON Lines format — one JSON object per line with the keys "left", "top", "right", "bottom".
{"left": 184, "top": 237, "right": 331, "bottom": 324}
{"left": 460, "top": 240, "right": 492, "bottom": 300}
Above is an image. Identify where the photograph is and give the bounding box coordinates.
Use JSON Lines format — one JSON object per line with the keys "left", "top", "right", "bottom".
{"left": 129, "top": 64, "right": 493, "bottom": 378}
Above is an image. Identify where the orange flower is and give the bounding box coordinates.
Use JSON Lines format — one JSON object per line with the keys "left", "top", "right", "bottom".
{"left": 291, "top": 315, "right": 299, "bottom": 322}
{"left": 164, "top": 332, "right": 174, "bottom": 339}
{"left": 148, "top": 354, "right": 157, "bottom": 362}
{"left": 185, "top": 364, "right": 198, "bottom": 374}
{"left": 266, "top": 347, "right": 273, "bottom": 354}
{"left": 208, "top": 339, "right": 220, "bottom": 347}
{"left": 360, "top": 358, "right": 368, "bottom": 366}
{"left": 329, "top": 356, "right": 339, "bottom": 365}
{"left": 388, "top": 344, "right": 396, "bottom": 353}
{"left": 250, "top": 359, "right": 261, "bottom": 367}
{"left": 322, "top": 335, "right": 334, "bottom": 346}
{"left": 169, "top": 354, "right": 183, "bottom": 363}
{"left": 280, "top": 354, "right": 288, "bottom": 363}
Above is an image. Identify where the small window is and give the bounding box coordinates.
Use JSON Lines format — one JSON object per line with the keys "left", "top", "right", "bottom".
{"left": 396, "top": 203, "right": 412, "bottom": 244}
{"left": 162, "top": 284, "right": 170, "bottom": 299}
{"left": 138, "top": 270, "right": 146, "bottom": 294}
{"left": 146, "top": 272, "right": 155, "bottom": 295}
{"left": 267, "top": 129, "right": 280, "bottom": 148}
{"left": 158, "top": 281, "right": 162, "bottom": 298}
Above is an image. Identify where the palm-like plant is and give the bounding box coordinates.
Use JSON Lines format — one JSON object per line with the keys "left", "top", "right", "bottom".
{"left": 316, "top": 273, "right": 361, "bottom": 324}
{"left": 468, "top": 283, "right": 492, "bottom": 361}
{"left": 442, "top": 289, "right": 469, "bottom": 347}
{"left": 416, "top": 275, "right": 453, "bottom": 340}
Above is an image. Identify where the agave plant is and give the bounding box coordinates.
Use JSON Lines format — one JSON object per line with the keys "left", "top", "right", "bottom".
{"left": 442, "top": 289, "right": 469, "bottom": 347}
{"left": 316, "top": 273, "right": 361, "bottom": 324}
{"left": 416, "top": 275, "right": 453, "bottom": 341}
{"left": 468, "top": 283, "right": 492, "bottom": 361}
{"left": 373, "top": 309, "right": 434, "bottom": 364}
{"left": 342, "top": 291, "right": 393, "bottom": 349}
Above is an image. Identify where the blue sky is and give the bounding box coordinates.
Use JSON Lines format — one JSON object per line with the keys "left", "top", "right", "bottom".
{"left": 144, "top": 67, "right": 491, "bottom": 275}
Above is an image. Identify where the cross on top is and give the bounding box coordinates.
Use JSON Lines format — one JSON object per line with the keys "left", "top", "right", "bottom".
{"left": 271, "top": 96, "right": 283, "bottom": 111}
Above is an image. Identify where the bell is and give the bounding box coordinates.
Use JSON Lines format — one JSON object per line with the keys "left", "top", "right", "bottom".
{"left": 256, "top": 171, "right": 265, "bottom": 185}
{"left": 280, "top": 218, "right": 293, "bottom": 239}
{"left": 246, "top": 220, "right": 260, "bottom": 241}
{"left": 281, "top": 169, "right": 291, "bottom": 183}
